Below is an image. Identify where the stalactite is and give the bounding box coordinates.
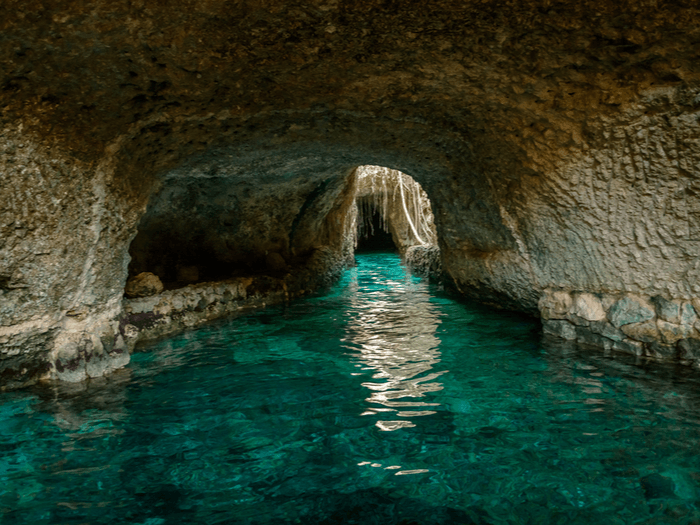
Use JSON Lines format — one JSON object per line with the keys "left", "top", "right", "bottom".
{"left": 354, "top": 165, "right": 437, "bottom": 248}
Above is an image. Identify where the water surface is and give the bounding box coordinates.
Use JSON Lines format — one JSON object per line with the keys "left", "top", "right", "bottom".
{"left": 3, "top": 253, "right": 700, "bottom": 524}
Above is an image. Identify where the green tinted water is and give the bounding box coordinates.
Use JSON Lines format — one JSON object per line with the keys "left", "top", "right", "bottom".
{"left": 2, "top": 253, "right": 700, "bottom": 524}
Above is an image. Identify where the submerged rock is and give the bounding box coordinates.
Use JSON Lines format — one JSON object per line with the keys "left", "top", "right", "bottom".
{"left": 640, "top": 473, "right": 676, "bottom": 501}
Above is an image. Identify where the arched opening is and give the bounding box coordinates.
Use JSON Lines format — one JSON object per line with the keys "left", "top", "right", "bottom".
{"left": 353, "top": 165, "right": 437, "bottom": 253}
{"left": 124, "top": 158, "right": 441, "bottom": 298}
{"left": 354, "top": 196, "right": 397, "bottom": 253}
{"left": 117, "top": 138, "right": 449, "bottom": 350}
{"left": 352, "top": 166, "right": 440, "bottom": 275}
{"left": 124, "top": 151, "right": 360, "bottom": 298}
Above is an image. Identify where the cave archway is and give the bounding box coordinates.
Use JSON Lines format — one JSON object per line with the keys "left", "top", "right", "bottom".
{"left": 354, "top": 165, "right": 437, "bottom": 255}
{"left": 6, "top": 0, "right": 700, "bottom": 387}
{"left": 126, "top": 154, "right": 443, "bottom": 292}
{"left": 118, "top": 117, "right": 468, "bottom": 292}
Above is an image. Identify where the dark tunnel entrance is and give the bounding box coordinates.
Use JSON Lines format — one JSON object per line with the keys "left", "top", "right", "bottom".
{"left": 353, "top": 165, "right": 437, "bottom": 256}
{"left": 355, "top": 195, "right": 398, "bottom": 253}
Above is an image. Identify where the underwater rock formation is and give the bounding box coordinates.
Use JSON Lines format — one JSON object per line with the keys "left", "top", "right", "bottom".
{"left": 3, "top": 0, "right": 700, "bottom": 386}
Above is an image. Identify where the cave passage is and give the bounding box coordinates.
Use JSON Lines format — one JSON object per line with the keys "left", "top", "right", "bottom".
{"left": 4, "top": 252, "right": 700, "bottom": 523}
{"left": 355, "top": 197, "right": 398, "bottom": 253}
{"left": 125, "top": 163, "right": 437, "bottom": 296}
{"left": 354, "top": 165, "right": 437, "bottom": 255}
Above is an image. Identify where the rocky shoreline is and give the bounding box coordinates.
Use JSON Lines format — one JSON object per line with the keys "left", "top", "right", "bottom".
{"left": 1, "top": 246, "right": 351, "bottom": 390}
{"left": 540, "top": 290, "right": 700, "bottom": 365}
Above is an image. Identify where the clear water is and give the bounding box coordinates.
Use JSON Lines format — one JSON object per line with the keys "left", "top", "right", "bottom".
{"left": 3, "top": 253, "right": 700, "bottom": 524}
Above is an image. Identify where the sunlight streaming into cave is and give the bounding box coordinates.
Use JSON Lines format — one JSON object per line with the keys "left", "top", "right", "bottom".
{"left": 353, "top": 165, "right": 437, "bottom": 253}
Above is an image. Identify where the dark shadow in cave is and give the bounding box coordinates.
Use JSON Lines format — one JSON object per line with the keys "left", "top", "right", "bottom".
{"left": 355, "top": 196, "right": 398, "bottom": 253}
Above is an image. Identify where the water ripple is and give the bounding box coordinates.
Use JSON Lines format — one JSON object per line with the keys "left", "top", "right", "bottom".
{"left": 342, "top": 255, "right": 446, "bottom": 430}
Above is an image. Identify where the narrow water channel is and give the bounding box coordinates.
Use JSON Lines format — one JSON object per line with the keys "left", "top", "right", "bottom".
{"left": 3, "top": 253, "right": 700, "bottom": 524}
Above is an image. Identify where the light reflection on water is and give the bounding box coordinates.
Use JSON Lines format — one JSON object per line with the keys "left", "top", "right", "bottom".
{"left": 341, "top": 268, "right": 445, "bottom": 431}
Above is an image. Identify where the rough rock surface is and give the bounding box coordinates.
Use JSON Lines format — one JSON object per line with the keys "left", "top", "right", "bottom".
{"left": 122, "top": 244, "right": 352, "bottom": 348}
{"left": 540, "top": 289, "right": 700, "bottom": 364}
{"left": 124, "top": 272, "right": 164, "bottom": 298}
{"left": 405, "top": 245, "right": 442, "bottom": 280}
{"left": 4, "top": 0, "right": 700, "bottom": 386}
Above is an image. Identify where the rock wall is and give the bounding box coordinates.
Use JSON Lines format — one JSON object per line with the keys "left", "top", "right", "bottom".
{"left": 129, "top": 153, "right": 358, "bottom": 284}
{"left": 4, "top": 0, "right": 700, "bottom": 386}
{"left": 121, "top": 245, "right": 350, "bottom": 351}
{"left": 405, "top": 245, "right": 443, "bottom": 281}
{"left": 540, "top": 290, "right": 700, "bottom": 363}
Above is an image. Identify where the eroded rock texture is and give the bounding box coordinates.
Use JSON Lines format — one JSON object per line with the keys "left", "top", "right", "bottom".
{"left": 3, "top": 0, "right": 700, "bottom": 386}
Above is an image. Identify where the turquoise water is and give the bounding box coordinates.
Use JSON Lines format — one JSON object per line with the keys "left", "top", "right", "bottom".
{"left": 3, "top": 253, "right": 700, "bottom": 524}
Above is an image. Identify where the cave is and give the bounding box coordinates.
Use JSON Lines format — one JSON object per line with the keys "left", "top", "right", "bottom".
{"left": 6, "top": 2, "right": 700, "bottom": 521}
{"left": 354, "top": 165, "right": 437, "bottom": 257}
{"left": 125, "top": 164, "right": 437, "bottom": 296}
{"left": 2, "top": 0, "right": 700, "bottom": 385}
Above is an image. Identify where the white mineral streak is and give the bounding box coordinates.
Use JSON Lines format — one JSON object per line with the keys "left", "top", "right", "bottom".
{"left": 354, "top": 165, "right": 437, "bottom": 250}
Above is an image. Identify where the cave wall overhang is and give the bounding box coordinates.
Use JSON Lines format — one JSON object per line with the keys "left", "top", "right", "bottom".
{"left": 3, "top": 0, "right": 700, "bottom": 386}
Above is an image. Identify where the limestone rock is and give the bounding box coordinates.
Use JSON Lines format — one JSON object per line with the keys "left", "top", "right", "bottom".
{"left": 645, "top": 342, "right": 678, "bottom": 360}
{"left": 680, "top": 302, "right": 697, "bottom": 327}
{"left": 122, "top": 324, "right": 140, "bottom": 339}
{"left": 657, "top": 319, "right": 693, "bottom": 345}
{"left": 692, "top": 299, "right": 700, "bottom": 318}
{"left": 588, "top": 320, "right": 626, "bottom": 342}
{"left": 124, "top": 272, "right": 164, "bottom": 298}
{"left": 539, "top": 291, "right": 572, "bottom": 320}
{"left": 621, "top": 321, "right": 660, "bottom": 344}
{"left": 608, "top": 296, "right": 655, "bottom": 328}
{"left": 571, "top": 293, "right": 605, "bottom": 322}
{"left": 7, "top": 0, "right": 700, "bottom": 384}
{"left": 542, "top": 319, "right": 576, "bottom": 340}
{"left": 679, "top": 338, "right": 700, "bottom": 361}
{"left": 652, "top": 296, "right": 681, "bottom": 324}
{"left": 575, "top": 328, "right": 612, "bottom": 350}
{"left": 612, "top": 339, "right": 644, "bottom": 357}
{"left": 405, "top": 245, "right": 442, "bottom": 279}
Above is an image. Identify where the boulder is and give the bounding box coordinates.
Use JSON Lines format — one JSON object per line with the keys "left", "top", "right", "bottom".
{"left": 651, "top": 296, "right": 681, "bottom": 324}
{"left": 588, "top": 320, "right": 626, "bottom": 342}
{"left": 542, "top": 319, "right": 577, "bottom": 340}
{"left": 656, "top": 319, "right": 693, "bottom": 345}
{"left": 645, "top": 342, "right": 678, "bottom": 360}
{"left": 608, "top": 295, "right": 655, "bottom": 328}
{"left": 124, "top": 272, "right": 164, "bottom": 298}
{"left": 680, "top": 302, "right": 697, "bottom": 327}
{"left": 679, "top": 338, "right": 700, "bottom": 361}
{"left": 571, "top": 293, "right": 606, "bottom": 322}
{"left": 620, "top": 320, "right": 660, "bottom": 343}
{"left": 539, "top": 290, "right": 572, "bottom": 320}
